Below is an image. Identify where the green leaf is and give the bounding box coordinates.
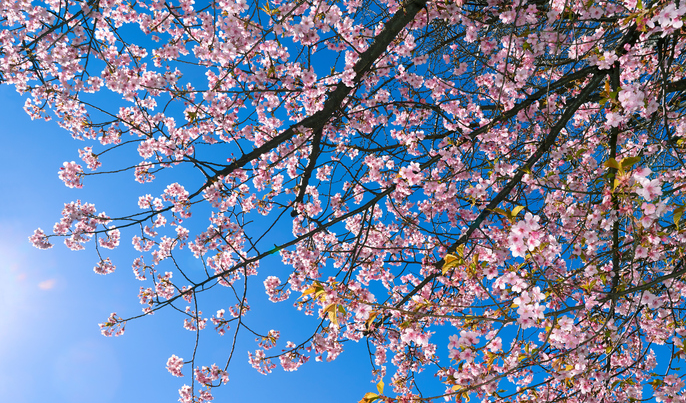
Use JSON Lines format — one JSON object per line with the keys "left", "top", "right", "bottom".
{"left": 442, "top": 254, "right": 462, "bottom": 275}
{"left": 376, "top": 380, "right": 384, "bottom": 395}
{"left": 511, "top": 205, "right": 525, "bottom": 217}
{"left": 620, "top": 156, "right": 641, "bottom": 170}
{"left": 492, "top": 207, "right": 508, "bottom": 217}
{"left": 300, "top": 286, "right": 316, "bottom": 298}
{"left": 300, "top": 282, "right": 323, "bottom": 299}
{"left": 399, "top": 320, "right": 412, "bottom": 329}
{"left": 604, "top": 158, "right": 621, "bottom": 171}
{"left": 455, "top": 244, "right": 465, "bottom": 257}
{"left": 323, "top": 304, "right": 339, "bottom": 325}
{"left": 675, "top": 206, "right": 685, "bottom": 230}
{"left": 359, "top": 392, "right": 379, "bottom": 403}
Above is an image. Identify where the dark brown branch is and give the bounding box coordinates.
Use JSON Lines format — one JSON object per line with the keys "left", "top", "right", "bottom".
{"left": 291, "top": 127, "right": 324, "bottom": 217}
{"left": 189, "top": 0, "right": 429, "bottom": 200}
{"left": 393, "top": 71, "right": 607, "bottom": 310}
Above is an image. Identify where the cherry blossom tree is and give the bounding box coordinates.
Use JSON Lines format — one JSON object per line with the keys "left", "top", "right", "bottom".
{"left": 3, "top": 0, "right": 686, "bottom": 401}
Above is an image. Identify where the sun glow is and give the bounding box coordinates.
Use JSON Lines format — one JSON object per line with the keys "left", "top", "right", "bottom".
{"left": 0, "top": 222, "right": 56, "bottom": 348}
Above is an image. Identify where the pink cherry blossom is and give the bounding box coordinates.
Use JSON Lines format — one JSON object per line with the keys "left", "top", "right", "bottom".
{"left": 167, "top": 355, "right": 185, "bottom": 377}
{"left": 458, "top": 330, "right": 479, "bottom": 347}
{"left": 399, "top": 162, "right": 423, "bottom": 186}
{"left": 7, "top": 0, "right": 686, "bottom": 401}
{"left": 58, "top": 161, "right": 84, "bottom": 188}
{"left": 637, "top": 178, "right": 663, "bottom": 201}
{"left": 93, "top": 257, "right": 116, "bottom": 275}
{"left": 29, "top": 228, "right": 53, "bottom": 249}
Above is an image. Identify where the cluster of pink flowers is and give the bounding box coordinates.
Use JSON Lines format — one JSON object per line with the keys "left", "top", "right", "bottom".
{"left": 194, "top": 364, "right": 229, "bottom": 385}
{"left": 94, "top": 257, "right": 116, "bottom": 275}
{"left": 508, "top": 212, "right": 543, "bottom": 258}
{"left": 400, "top": 327, "right": 431, "bottom": 348}
{"left": 166, "top": 355, "right": 184, "bottom": 377}
{"left": 447, "top": 330, "right": 481, "bottom": 363}
{"left": 154, "top": 271, "right": 175, "bottom": 300}
{"left": 634, "top": 167, "right": 663, "bottom": 202}
{"left": 163, "top": 183, "right": 191, "bottom": 219}
{"left": 99, "top": 313, "right": 125, "bottom": 337}
{"left": 210, "top": 309, "right": 230, "bottom": 336}
{"left": 50, "top": 201, "right": 109, "bottom": 251}
{"left": 183, "top": 307, "right": 207, "bottom": 332}
{"left": 278, "top": 342, "right": 309, "bottom": 372}
{"left": 512, "top": 286, "right": 546, "bottom": 329}
{"left": 10, "top": 0, "right": 686, "bottom": 401}
{"left": 640, "top": 291, "right": 664, "bottom": 310}
{"left": 248, "top": 349, "right": 276, "bottom": 375}
{"left": 256, "top": 330, "right": 280, "bottom": 350}
{"left": 98, "top": 229, "right": 120, "bottom": 249}
{"left": 398, "top": 162, "right": 423, "bottom": 186}
{"left": 78, "top": 147, "right": 101, "bottom": 170}
{"left": 58, "top": 161, "right": 84, "bottom": 188}
{"left": 648, "top": 3, "right": 686, "bottom": 33}
{"left": 28, "top": 228, "right": 52, "bottom": 249}
{"left": 263, "top": 276, "right": 290, "bottom": 302}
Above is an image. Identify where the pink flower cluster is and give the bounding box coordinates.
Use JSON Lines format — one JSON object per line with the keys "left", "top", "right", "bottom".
{"left": 98, "top": 229, "right": 120, "bottom": 249}
{"left": 94, "top": 257, "right": 116, "bottom": 275}
{"left": 78, "top": 147, "right": 101, "bottom": 170}
{"left": 263, "top": 276, "right": 290, "bottom": 302}
{"left": 640, "top": 201, "right": 669, "bottom": 229}
{"left": 633, "top": 167, "right": 663, "bottom": 202}
{"left": 248, "top": 349, "right": 276, "bottom": 375}
{"left": 166, "top": 354, "right": 184, "bottom": 377}
{"left": 210, "top": 309, "right": 230, "bottom": 336}
{"left": 549, "top": 316, "right": 580, "bottom": 350}
{"left": 58, "top": 161, "right": 84, "bottom": 188}
{"left": 48, "top": 200, "right": 109, "bottom": 251}
{"left": 155, "top": 271, "right": 175, "bottom": 300}
{"left": 648, "top": 3, "right": 686, "bottom": 33}
{"left": 183, "top": 307, "right": 207, "bottom": 331}
{"left": 28, "top": 228, "right": 53, "bottom": 249}
{"left": 257, "top": 330, "right": 280, "bottom": 350}
{"left": 400, "top": 327, "right": 431, "bottom": 347}
{"left": 513, "top": 286, "right": 545, "bottom": 329}
{"left": 99, "top": 313, "right": 125, "bottom": 337}
{"left": 640, "top": 291, "right": 663, "bottom": 310}
{"left": 162, "top": 183, "right": 191, "bottom": 219}
{"left": 279, "top": 342, "right": 309, "bottom": 372}
{"left": 448, "top": 330, "right": 481, "bottom": 362}
{"left": 399, "top": 162, "right": 423, "bottom": 186}
{"left": 194, "top": 364, "right": 228, "bottom": 385}
{"left": 508, "top": 212, "right": 542, "bottom": 258}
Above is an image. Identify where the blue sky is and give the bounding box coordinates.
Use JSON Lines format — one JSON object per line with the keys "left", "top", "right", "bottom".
{"left": 0, "top": 84, "right": 381, "bottom": 403}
